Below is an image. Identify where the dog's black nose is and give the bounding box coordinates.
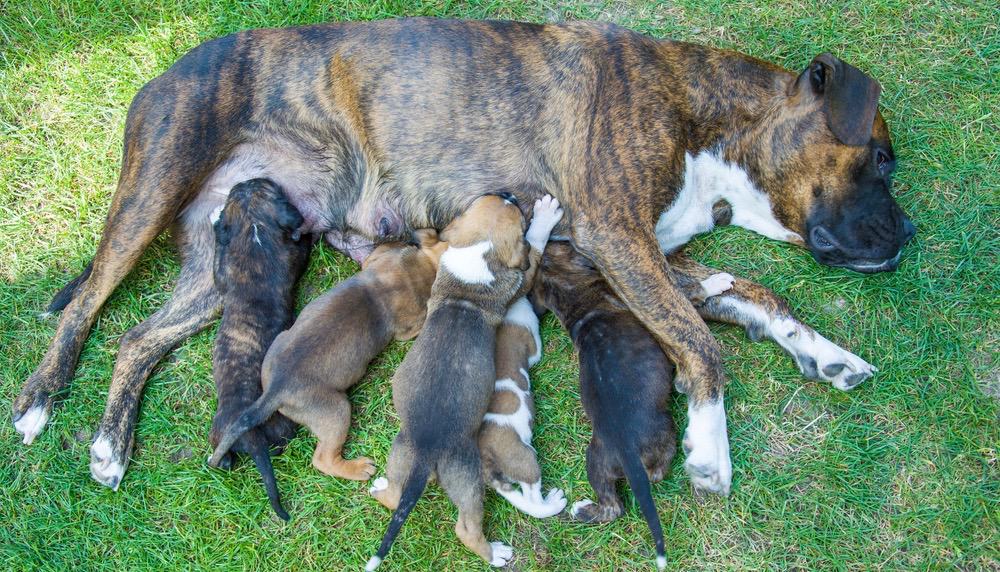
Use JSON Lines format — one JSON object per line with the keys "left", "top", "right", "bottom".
{"left": 900, "top": 216, "right": 916, "bottom": 243}
{"left": 494, "top": 191, "right": 518, "bottom": 206}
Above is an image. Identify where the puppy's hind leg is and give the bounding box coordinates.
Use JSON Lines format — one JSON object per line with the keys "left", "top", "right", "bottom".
{"left": 370, "top": 435, "right": 412, "bottom": 511}
{"left": 440, "top": 447, "right": 513, "bottom": 567}
{"left": 305, "top": 391, "right": 376, "bottom": 481}
{"left": 570, "top": 440, "right": 624, "bottom": 523}
{"left": 90, "top": 218, "right": 221, "bottom": 489}
{"left": 491, "top": 441, "right": 565, "bottom": 518}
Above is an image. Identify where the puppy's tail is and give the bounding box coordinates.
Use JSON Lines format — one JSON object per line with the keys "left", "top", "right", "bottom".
{"left": 46, "top": 259, "right": 93, "bottom": 313}
{"left": 245, "top": 428, "right": 290, "bottom": 521}
{"left": 366, "top": 462, "right": 432, "bottom": 571}
{"left": 208, "top": 392, "right": 280, "bottom": 467}
{"left": 621, "top": 446, "right": 666, "bottom": 570}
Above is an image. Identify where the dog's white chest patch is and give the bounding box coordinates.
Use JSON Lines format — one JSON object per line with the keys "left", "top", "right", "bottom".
{"left": 655, "top": 151, "right": 802, "bottom": 253}
{"left": 440, "top": 241, "right": 494, "bottom": 284}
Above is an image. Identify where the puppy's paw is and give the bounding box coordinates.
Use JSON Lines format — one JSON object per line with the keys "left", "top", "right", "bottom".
{"left": 570, "top": 498, "right": 622, "bottom": 523}
{"left": 771, "top": 319, "right": 877, "bottom": 390}
{"left": 525, "top": 195, "right": 564, "bottom": 250}
{"left": 700, "top": 273, "right": 735, "bottom": 298}
{"left": 682, "top": 400, "right": 732, "bottom": 497}
{"left": 13, "top": 400, "right": 50, "bottom": 446}
{"left": 369, "top": 476, "right": 389, "bottom": 496}
{"left": 569, "top": 498, "right": 593, "bottom": 519}
{"left": 544, "top": 487, "right": 567, "bottom": 509}
{"left": 90, "top": 432, "right": 131, "bottom": 491}
{"left": 488, "top": 541, "right": 514, "bottom": 567}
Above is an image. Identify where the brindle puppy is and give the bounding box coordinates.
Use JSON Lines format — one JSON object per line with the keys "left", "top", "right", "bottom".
{"left": 209, "top": 232, "right": 447, "bottom": 485}
{"left": 532, "top": 242, "right": 734, "bottom": 570}
{"left": 208, "top": 178, "right": 312, "bottom": 521}
{"left": 366, "top": 194, "right": 562, "bottom": 570}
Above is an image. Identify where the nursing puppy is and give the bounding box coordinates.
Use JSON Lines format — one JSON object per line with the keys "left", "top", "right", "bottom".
{"left": 532, "top": 242, "right": 734, "bottom": 570}
{"left": 209, "top": 231, "right": 447, "bottom": 484}
{"left": 208, "top": 178, "right": 312, "bottom": 521}
{"left": 366, "top": 194, "right": 563, "bottom": 569}
{"left": 476, "top": 296, "right": 566, "bottom": 518}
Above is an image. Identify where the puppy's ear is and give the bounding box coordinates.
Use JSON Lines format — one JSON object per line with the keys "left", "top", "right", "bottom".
{"left": 412, "top": 228, "right": 439, "bottom": 248}
{"left": 790, "top": 53, "right": 881, "bottom": 146}
{"left": 277, "top": 204, "right": 305, "bottom": 241}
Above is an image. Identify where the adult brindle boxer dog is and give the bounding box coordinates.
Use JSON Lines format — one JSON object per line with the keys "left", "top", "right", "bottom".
{"left": 13, "top": 18, "right": 914, "bottom": 495}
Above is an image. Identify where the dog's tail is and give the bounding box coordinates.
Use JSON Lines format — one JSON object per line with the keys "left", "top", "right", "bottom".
{"left": 47, "top": 259, "right": 93, "bottom": 313}
{"left": 245, "top": 428, "right": 290, "bottom": 521}
{"left": 208, "top": 391, "right": 281, "bottom": 467}
{"left": 620, "top": 445, "right": 666, "bottom": 570}
{"left": 366, "top": 461, "right": 432, "bottom": 571}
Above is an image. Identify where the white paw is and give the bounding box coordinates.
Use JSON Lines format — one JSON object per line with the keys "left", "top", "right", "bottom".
{"left": 489, "top": 541, "right": 514, "bottom": 567}
{"left": 541, "top": 488, "right": 567, "bottom": 515}
{"left": 773, "top": 320, "right": 877, "bottom": 390}
{"left": 13, "top": 405, "right": 49, "bottom": 445}
{"left": 525, "top": 195, "right": 564, "bottom": 250}
{"left": 90, "top": 434, "right": 128, "bottom": 491}
{"left": 369, "top": 476, "right": 388, "bottom": 496}
{"left": 682, "top": 400, "right": 732, "bottom": 496}
{"left": 570, "top": 498, "right": 594, "bottom": 518}
{"left": 700, "top": 273, "right": 735, "bottom": 298}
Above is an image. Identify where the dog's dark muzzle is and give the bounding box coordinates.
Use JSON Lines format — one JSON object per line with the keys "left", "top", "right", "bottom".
{"left": 808, "top": 213, "right": 916, "bottom": 273}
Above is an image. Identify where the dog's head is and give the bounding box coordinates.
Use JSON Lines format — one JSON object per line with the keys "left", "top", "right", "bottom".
{"left": 213, "top": 178, "right": 309, "bottom": 285}
{"left": 440, "top": 192, "right": 528, "bottom": 270}
{"left": 751, "top": 53, "right": 915, "bottom": 273}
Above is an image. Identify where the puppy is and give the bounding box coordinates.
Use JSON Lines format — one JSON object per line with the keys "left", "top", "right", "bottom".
{"left": 366, "top": 194, "right": 563, "bottom": 570}
{"left": 476, "top": 296, "right": 566, "bottom": 518}
{"left": 532, "top": 242, "right": 733, "bottom": 570}
{"left": 208, "top": 178, "right": 312, "bottom": 521}
{"left": 208, "top": 231, "right": 448, "bottom": 483}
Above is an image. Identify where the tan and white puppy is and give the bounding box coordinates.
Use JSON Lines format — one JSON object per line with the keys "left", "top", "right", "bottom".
{"left": 367, "top": 193, "right": 563, "bottom": 570}
{"left": 208, "top": 231, "right": 447, "bottom": 489}
{"left": 476, "top": 296, "right": 566, "bottom": 518}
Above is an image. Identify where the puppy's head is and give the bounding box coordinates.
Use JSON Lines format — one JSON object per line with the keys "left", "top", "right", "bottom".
{"left": 440, "top": 192, "right": 528, "bottom": 269}
{"left": 213, "top": 178, "right": 309, "bottom": 286}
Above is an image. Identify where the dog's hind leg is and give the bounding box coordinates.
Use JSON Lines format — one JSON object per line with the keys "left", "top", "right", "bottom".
{"left": 667, "top": 252, "right": 876, "bottom": 391}
{"left": 12, "top": 75, "right": 236, "bottom": 445}
{"left": 570, "top": 440, "right": 624, "bottom": 523}
{"left": 440, "top": 448, "right": 513, "bottom": 567}
{"left": 305, "top": 391, "right": 376, "bottom": 481}
{"left": 90, "top": 217, "right": 221, "bottom": 489}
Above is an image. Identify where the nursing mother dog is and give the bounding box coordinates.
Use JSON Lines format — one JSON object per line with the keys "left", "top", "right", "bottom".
{"left": 13, "top": 18, "right": 914, "bottom": 497}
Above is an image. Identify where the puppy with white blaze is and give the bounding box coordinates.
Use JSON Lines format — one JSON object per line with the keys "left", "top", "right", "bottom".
{"left": 367, "top": 194, "right": 562, "bottom": 570}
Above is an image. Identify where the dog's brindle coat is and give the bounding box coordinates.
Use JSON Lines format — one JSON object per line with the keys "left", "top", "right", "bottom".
{"left": 13, "top": 18, "right": 914, "bottom": 495}
{"left": 206, "top": 178, "right": 312, "bottom": 520}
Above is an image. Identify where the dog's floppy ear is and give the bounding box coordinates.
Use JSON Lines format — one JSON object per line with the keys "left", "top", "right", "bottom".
{"left": 794, "top": 53, "right": 881, "bottom": 146}
{"left": 276, "top": 203, "right": 305, "bottom": 241}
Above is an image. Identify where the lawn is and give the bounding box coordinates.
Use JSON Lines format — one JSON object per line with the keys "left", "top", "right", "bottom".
{"left": 1, "top": 1, "right": 997, "bottom": 570}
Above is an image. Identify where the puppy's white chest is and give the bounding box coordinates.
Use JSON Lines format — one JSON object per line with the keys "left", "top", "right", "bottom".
{"left": 655, "top": 151, "right": 801, "bottom": 253}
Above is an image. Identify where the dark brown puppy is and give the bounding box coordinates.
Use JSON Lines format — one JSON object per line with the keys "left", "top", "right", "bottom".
{"left": 366, "top": 194, "right": 562, "bottom": 569}
{"left": 206, "top": 178, "right": 312, "bottom": 521}
{"left": 209, "top": 232, "right": 447, "bottom": 483}
{"left": 17, "top": 19, "right": 911, "bottom": 496}
{"left": 533, "top": 242, "right": 734, "bottom": 570}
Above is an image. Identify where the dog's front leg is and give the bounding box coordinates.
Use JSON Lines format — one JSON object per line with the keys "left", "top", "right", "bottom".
{"left": 573, "top": 219, "right": 732, "bottom": 496}
{"left": 667, "top": 253, "right": 876, "bottom": 391}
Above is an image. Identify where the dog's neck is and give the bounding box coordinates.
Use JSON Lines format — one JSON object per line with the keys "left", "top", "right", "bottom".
{"left": 651, "top": 42, "right": 803, "bottom": 252}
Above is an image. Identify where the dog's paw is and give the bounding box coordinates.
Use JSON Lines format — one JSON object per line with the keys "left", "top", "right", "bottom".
{"left": 525, "top": 195, "right": 564, "bottom": 250}
{"left": 682, "top": 400, "right": 732, "bottom": 496}
{"left": 569, "top": 498, "right": 593, "bottom": 519}
{"left": 544, "top": 487, "right": 567, "bottom": 512}
{"left": 700, "top": 273, "right": 735, "bottom": 298}
{"left": 90, "top": 433, "right": 131, "bottom": 491}
{"left": 13, "top": 400, "right": 50, "bottom": 446}
{"left": 569, "top": 498, "right": 621, "bottom": 523}
{"left": 488, "top": 541, "right": 514, "bottom": 567}
{"left": 368, "top": 476, "right": 388, "bottom": 496}
{"left": 771, "top": 319, "right": 876, "bottom": 390}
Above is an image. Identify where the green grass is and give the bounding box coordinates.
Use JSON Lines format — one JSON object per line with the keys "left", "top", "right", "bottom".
{"left": 1, "top": 1, "right": 997, "bottom": 570}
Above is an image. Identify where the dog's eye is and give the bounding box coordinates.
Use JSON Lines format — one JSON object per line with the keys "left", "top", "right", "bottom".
{"left": 875, "top": 149, "right": 893, "bottom": 176}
